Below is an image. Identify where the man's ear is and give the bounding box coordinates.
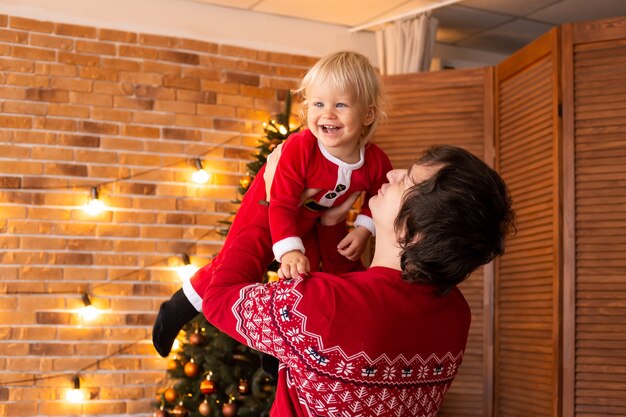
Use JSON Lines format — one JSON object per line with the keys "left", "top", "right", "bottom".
{"left": 363, "top": 105, "right": 376, "bottom": 126}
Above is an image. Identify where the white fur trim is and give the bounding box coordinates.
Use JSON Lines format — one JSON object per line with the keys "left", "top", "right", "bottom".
{"left": 273, "top": 236, "right": 306, "bottom": 262}
{"left": 317, "top": 139, "right": 365, "bottom": 169}
{"left": 182, "top": 279, "right": 203, "bottom": 312}
{"left": 354, "top": 214, "right": 376, "bottom": 236}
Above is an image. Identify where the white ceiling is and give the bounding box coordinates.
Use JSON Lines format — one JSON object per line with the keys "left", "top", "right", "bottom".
{"left": 188, "top": 0, "right": 626, "bottom": 54}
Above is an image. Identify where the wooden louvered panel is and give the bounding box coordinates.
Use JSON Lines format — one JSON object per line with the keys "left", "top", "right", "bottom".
{"left": 560, "top": 17, "right": 626, "bottom": 417}
{"left": 495, "top": 28, "right": 560, "bottom": 417}
{"left": 378, "top": 68, "right": 493, "bottom": 417}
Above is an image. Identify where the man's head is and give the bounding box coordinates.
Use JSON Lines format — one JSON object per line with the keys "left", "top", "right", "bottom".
{"left": 394, "top": 145, "right": 514, "bottom": 289}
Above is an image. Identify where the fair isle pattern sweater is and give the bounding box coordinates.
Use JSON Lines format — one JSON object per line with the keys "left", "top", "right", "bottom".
{"left": 203, "top": 205, "right": 472, "bottom": 417}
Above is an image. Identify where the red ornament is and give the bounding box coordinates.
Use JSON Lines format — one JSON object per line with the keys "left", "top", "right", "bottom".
{"left": 189, "top": 332, "right": 204, "bottom": 346}
{"left": 199, "top": 373, "right": 216, "bottom": 395}
{"left": 222, "top": 402, "right": 237, "bottom": 417}
{"left": 184, "top": 360, "right": 200, "bottom": 378}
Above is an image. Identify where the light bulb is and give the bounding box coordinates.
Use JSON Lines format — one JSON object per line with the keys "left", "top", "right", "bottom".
{"left": 84, "top": 187, "right": 105, "bottom": 216}
{"left": 79, "top": 294, "right": 99, "bottom": 321}
{"left": 278, "top": 124, "right": 288, "bottom": 135}
{"left": 172, "top": 339, "right": 181, "bottom": 351}
{"left": 66, "top": 376, "right": 84, "bottom": 403}
{"left": 176, "top": 254, "right": 199, "bottom": 281}
{"left": 192, "top": 159, "right": 211, "bottom": 184}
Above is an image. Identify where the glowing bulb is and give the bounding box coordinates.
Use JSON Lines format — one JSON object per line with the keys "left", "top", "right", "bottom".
{"left": 84, "top": 187, "right": 105, "bottom": 216}
{"left": 172, "top": 339, "right": 181, "bottom": 351}
{"left": 66, "top": 376, "right": 84, "bottom": 403}
{"left": 79, "top": 294, "right": 99, "bottom": 321}
{"left": 177, "top": 254, "right": 199, "bottom": 281}
{"left": 278, "top": 124, "right": 288, "bottom": 135}
{"left": 192, "top": 159, "right": 211, "bottom": 184}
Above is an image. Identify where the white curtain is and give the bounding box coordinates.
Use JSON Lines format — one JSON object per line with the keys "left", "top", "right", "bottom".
{"left": 376, "top": 12, "right": 438, "bottom": 75}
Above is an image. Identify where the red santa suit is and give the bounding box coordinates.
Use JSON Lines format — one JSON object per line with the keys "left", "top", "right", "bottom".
{"left": 183, "top": 129, "right": 391, "bottom": 310}
{"left": 203, "top": 201, "right": 472, "bottom": 417}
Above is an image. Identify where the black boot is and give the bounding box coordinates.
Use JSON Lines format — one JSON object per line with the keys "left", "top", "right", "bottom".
{"left": 152, "top": 288, "right": 200, "bottom": 357}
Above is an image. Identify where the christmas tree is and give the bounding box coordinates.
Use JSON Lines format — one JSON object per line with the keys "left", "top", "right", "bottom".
{"left": 154, "top": 96, "right": 298, "bottom": 417}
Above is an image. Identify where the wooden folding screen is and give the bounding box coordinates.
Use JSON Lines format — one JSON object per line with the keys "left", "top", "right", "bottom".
{"left": 494, "top": 28, "right": 562, "bottom": 416}
{"left": 378, "top": 68, "right": 494, "bottom": 417}
{"left": 561, "top": 17, "right": 626, "bottom": 417}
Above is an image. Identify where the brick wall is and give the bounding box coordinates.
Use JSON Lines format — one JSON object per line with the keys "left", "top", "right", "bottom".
{"left": 0, "top": 14, "right": 315, "bottom": 417}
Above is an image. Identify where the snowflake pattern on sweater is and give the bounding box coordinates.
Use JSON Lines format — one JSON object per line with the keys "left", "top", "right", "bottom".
{"left": 232, "top": 277, "right": 464, "bottom": 417}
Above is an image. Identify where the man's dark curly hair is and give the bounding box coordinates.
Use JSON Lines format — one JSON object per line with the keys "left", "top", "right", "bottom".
{"left": 395, "top": 145, "right": 514, "bottom": 290}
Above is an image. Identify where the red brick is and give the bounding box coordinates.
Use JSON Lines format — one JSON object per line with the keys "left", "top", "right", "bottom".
{"left": 3, "top": 101, "right": 47, "bottom": 115}
{"left": 113, "top": 96, "right": 154, "bottom": 110}
{"left": 71, "top": 91, "right": 113, "bottom": 107}
{"left": 0, "top": 115, "right": 31, "bottom": 128}
{"left": 0, "top": 177, "right": 20, "bottom": 188}
{"left": 237, "top": 59, "right": 274, "bottom": 76}
{"left": 10, "top": 16, "right": 53, "bottom": 33}
{"left": 29, "top": 33, "right": 74, "bottom": 50}
{"left": 25, "top": 88, "right": 68, "bottom": 102}
{"left": 182, "top": 66, "right": 220, "bottom": 80}
{"left": 159, "top": 50, "right": 200, "bottom": 65}
{"left": 57, "top": 51, "right": 100, "bottom": 66}
{"left": 163, "top": 75, "right": 200, "bottom": 90}
{"left": 34, "top": 116, "right": 77, "bottom": 131}
{"left": 240, "top": 85, "right": 276, "bottom": 99}
{"left": 276, "top": 65, "right": 307, "bottom": 78}
{"left": 224, "top": 71, "right": 260, "bottom": 86}
{"left": 58, "top": 134, "right": 100, "bottom": 148}
{"left": 197, "top": 103, "right": 236, "bottom": 118}
{"left": 50, "top": 77, "right": 92, "bottom": 92}
{"left": 177, "top": 37, "right": 218, "bottom": 53}
{"left": 153, "top": 99, "right": 194, "bottom": 114}
{"left": 142, "top": 60, "right": 181, "bottom": 75}
{"left": 91, "top": 107, "right": 132, "bottom": 123}
{"left": 121, "top": 125, "right": 160, "bottom": 138}
{"left": 134, "top": 85, "right": 175, "bottom": 100}
{"left": 11, "top": 45, "right": 56, "bottom": 61}
{"left": 174, "top": 114, "right": 213, "bottom": 129}
{"left": 79, "top": 120, "right": 119, "bottom": 135}
{"left": 36, "top": 62, "right": 78, "bottom": 76}
{"left": 119, "top": 44, "right": 159, "bottom": 60}
{"left": 214, "top": 118, "right": 245, "bottom": 132}
{"left": 176, "top": 89, "right": 215, "bottom": 103}
{"left": 132, "top": 112, "right": 174, "bottom": 125}
{"left": 0, "top": 15, "right": 6, "bottom": 27}
{"left": 201, "top": 80, "right": 239, "bottom": 94}
{"left": 79, "top": 66, "right": 119, "bottom": 81}
{"left": 0, "top": 28, "right": 28, "bottom": 43}
{"left": 98, "top": 28, "right": 137, "bottom": 43}
{"left": 48, "top": 103, "right": 90, "bottom": 118}
{"left": 54, "top": 22, "right": 96, "bottom": 38}
{"left": 101, "top": 57, "right": 140, "bottom": 71}
{"left": 0, "top": 57, "right": 34, "bottom": 72}
{"left": 219, "top": 44, "right": 258, "bottom": 60}
{"left": 217, "top": 93, "right": 253, "bottom": 108}
{"left": 138, "top": 33, "right": 177, "bottom": 47}
{"left": 162, "top": 128, "right": 201, "bottom": 141}
{"left": 93, "top": 80, "right": 134, "bottom": 95}
{"left": 76, "top": 39, "right": 116, "bottom": 55}
{"left": 5, "top": 72, "right": 48, "bottom": 87}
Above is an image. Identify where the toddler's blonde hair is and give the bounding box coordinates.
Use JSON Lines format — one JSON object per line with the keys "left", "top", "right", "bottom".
{"left": 292, "top": 51, "right": 387, "bottom": 145}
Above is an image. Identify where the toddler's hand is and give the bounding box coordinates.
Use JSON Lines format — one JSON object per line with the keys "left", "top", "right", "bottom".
{"left": 279, "top": 250, "right": 310, "bottom": 279}
{"left": 337, "top": 226, "right": 371, "bottom": 261}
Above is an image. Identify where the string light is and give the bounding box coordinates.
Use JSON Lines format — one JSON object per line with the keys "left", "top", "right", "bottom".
{"left": 84, "top": 187, "right": 105, "bottom": 216}
{"left": 191, "top": 159, "right": 211, "bottom": 184}
{"left": 176, "top": 254, "right": 199, "bottom": 281}
{"left": 78, "top": 293, "right": 99, "bottom": 322}
{"left": 66, "top": 375, "right": 85, "bottom": 403}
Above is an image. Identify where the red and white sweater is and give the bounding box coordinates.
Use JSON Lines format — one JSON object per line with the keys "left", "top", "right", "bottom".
{"left": 203, "top": 203, "right": 472, "bottom": 417}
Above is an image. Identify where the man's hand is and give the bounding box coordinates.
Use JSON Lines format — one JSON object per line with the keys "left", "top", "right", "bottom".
{"left": 337, "top": 226, "right": 371, "bottom": 261}
{"left": 279, "top": 250, "right": 310, "bottom": 279}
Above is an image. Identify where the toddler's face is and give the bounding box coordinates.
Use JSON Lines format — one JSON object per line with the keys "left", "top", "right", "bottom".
{"left": 306, "top": 81, "right": 374, "bottom": 161}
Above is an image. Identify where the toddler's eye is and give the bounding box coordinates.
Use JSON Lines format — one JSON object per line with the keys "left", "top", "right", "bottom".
{"left": 336, "top": 103, "right": 347, "bottom": 108}
{"left": 312, "top": 102, "right": 323, "bottom": 108}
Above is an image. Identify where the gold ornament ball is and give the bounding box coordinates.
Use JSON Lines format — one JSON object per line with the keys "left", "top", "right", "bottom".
{"left": 199, "top": 378, "right": 216, "bottom": 395}
{"left": 184, "top": 361, "right": 200, "bottom": 378}
{"left": 222, "top": 402, "right": 237, "bottom": 417}
{"left": 198, "top": 400, "right": 211, "bottom": 416}
{"left": 189, "top": 332, "right": 204, "bottom": 346}
{"left": 164, "top": 388, "right": 177, "bottom": 403}
{"left": 167, "top": 359, "right": 179, "bottom": 371}
{"left": 170, "top": 404, "right": 188, "bottom": 417}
